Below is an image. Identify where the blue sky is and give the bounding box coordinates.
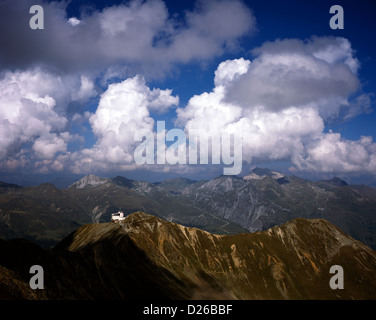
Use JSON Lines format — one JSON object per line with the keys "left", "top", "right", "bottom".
{"left": 0, "top": 0, "right": 375, "bottom": 186}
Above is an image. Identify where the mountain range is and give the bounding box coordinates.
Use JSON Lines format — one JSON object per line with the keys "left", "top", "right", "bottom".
{"left": 1, "top": 168, "right": 376, "bottom": 251}
{"left": 1, "top": 211, "right": 376, "bottom": 299}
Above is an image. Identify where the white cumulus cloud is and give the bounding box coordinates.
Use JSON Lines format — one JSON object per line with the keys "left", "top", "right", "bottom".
{"left": 303, "top": 133, "right": 376, "bottom": 173}
{"left": 175, "top": 36, "right": 376, "bottom": 176}
{"left": 0, "top": 67, "right": 97, "bottom": 169}
{"left": 0, "top": 69, "right": 67, "bottom": 160}
{"left": 69, "top": 75, "right": 179, "bottom": 173}
{"left": 225, "top": 37, "right": 361, "bottom": 121}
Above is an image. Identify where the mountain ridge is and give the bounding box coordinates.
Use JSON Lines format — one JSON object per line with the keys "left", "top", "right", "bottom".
{"left": 68, "top": 174, "right": 109, "bottom": 189}
{"left": 1, "top": 211, "right": 376, "bottom": 300}
{"left": 1, "top": 168, "right": 376, "bottom": 250}
{"left": 243, "top": 167, "right": 285, "bottom": 181}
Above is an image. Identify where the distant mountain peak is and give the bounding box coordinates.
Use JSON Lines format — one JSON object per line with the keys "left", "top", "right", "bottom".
{"left": 155, "top": 177, "right": 197, "bottom": 192}
{"left": 111, "top": 176, "right": 135, "bottom": 188}
{"left": 330, "top": 177, "right": 348, "bottom": 186}
{"left": 243, "top": 167, "right": 285, "bottom": 181}
{"left": 68, "top": 174, "right": 109, "bottom": 189}
{"left": 0, "top": 181, "right": 22, "bottom": 190}
{"left": 164, "top": 177, "right": 196, "bottom": 183}
{"left": 317, "top": 176, "right": 348, "bottom": 187}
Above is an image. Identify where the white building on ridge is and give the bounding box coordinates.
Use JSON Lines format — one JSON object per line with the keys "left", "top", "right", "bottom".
{"left": 111, "top": 211, "right": 125, "bottom": 222}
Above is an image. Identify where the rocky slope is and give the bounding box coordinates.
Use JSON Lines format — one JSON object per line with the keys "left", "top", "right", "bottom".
{"left": 68, "top": 174, "right": 109, "bottom": 189}
{"left": 1, "top": 212, "right": 376, "bottom": 300}
{"left": 179, "top": 169, "right": 376, "bottom": 249}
